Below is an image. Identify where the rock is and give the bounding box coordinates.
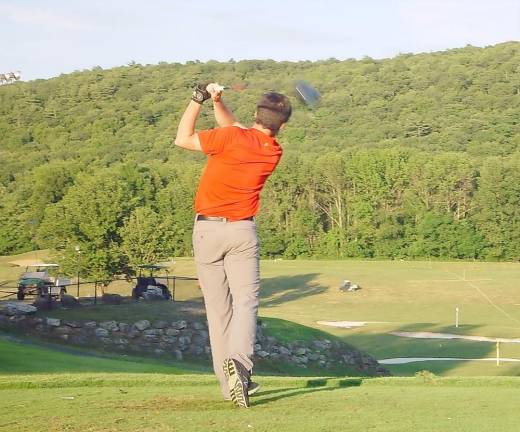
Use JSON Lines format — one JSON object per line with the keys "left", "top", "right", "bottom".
{"left": 188, "top": 346, "right": 204, "bottom": 356}
{"left": 9, "top": 315, "right": 26, "bottom": 323}
{"left": 178, "top": 335, "right": 191, "bottom": 350}
{"left": 61, "top": 294, "right": 80, "bottom": 308}
{"left": 154, "top": 349, "right": 165, "bottom": 355}
{"left": 46, "top": 318, "right": 61, "bottom": 327}
{"left": 174, "top": 349, "right": 183, "bottom": 361}
{"left": 192, "top": 335, "right": 207, "bottom": 346}
{"left": 64, "top": 320, "right": 82, "bottom": 328}
{"left": 254, "top": 343, "right": 262, "bottom": 352}
{"left": 160, "top": 336, "right": 177, "bottom": 344}
{"left": 102, "top": 293, "right": 123, "bottom": 305}
{"left": 99, "top": 321, "right": 119, "bottom": 331}
{"left": 144, "top": 328, "right": 163, "bottom": 336}
{"left": 118, "top": 323, "right": 129, "bottom": 332}
{"left": 257, "top": 350, "right": 270, "bottom": 358}
{"left": 84, "top": 321, "right": 97, "bottom": 329}
{"left": 0, "top": 302, "right": 37, "bottom": 316}
{"left": 312, "top": 340, "right": 331, "bottom": 351}
{"left": 298, "top": 355, "right": 309, "bottom": 364}
{"left": 204, "top": 346, "right": 211, "bottom": 355}
{"left": 33, "top": 297, "right": 59, "bottom": 311}
{"left": 152, "top": 320, "right": 168, "bottom": 329}
{"left": 192, "top": 322, "right": 205, "bottom": 330}
{"left": 279, "top": 346, "right": 291, "bottom": 356}
{"left": 53, "top": 326, "right": 70, "bottom": 336}
{"left": 127, "top": 328, "right": 140, "bottom": 339}
{"left": 134, "top": 320, "right": 150, "bottom": 331}
{"left": 295, "top": 347, "right": 307, "bottom": 356}
{"left": 171, "top": 320, "right": 187, "bottom": 330}
{"left": 165, "top": 328, "right": 180, "bottom": 336}
{"left": 95, "top": 328, "right": 110, "bottom": 338}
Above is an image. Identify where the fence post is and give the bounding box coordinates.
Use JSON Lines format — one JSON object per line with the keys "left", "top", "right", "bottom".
{"left": 94, "top": 282, "right": 97, "bottom": 305}
{"left": 172, "top": 277, "right": 176, "bottom": 302}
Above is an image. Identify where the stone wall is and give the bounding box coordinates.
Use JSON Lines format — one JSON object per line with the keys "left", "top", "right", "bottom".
{"left": 0, "top": 302, "right": 389, "bottom": 376}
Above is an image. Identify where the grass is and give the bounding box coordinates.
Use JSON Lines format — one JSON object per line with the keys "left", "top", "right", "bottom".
{"left": 2, "top": 253, "right": 520, "bottom": 430}
{"left": 1, "top": 338, "right": 520, "bottom": 432}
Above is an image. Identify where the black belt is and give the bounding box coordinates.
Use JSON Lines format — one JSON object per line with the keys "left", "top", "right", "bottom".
{"left": 196, "top": 215, "right": 254, "bottom": 222}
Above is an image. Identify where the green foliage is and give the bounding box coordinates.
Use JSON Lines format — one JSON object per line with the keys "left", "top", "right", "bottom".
{"left": 120, "top": 207, "right": 178, "bottom": 272}
{"left": 1, "top": 43, "right": 520, "bottom": 265}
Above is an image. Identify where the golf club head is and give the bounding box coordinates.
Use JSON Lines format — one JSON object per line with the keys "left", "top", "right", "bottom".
{"left": 295, "top": 80, "right": 320, "bottom": 108}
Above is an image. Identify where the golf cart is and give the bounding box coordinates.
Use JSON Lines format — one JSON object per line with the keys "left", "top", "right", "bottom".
{"left": 132, "top": 264, "right": 171, "bottom": 300}
{"left": 16, "top": 263, "right": 70, "bottom": 300}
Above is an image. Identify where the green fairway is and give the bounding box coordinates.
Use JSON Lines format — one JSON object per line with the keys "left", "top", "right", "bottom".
{"left": 1, "top": 339, "right": 520, "bottom": 432}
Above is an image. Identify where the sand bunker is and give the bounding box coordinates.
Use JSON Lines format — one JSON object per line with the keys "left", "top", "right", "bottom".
{"left": 379, "top": 357, "right": 520, "bottom": 364}
{"left": 391, "top": 331, "right": 520, "bottom": 344}
{"left": 317, "top": 321, "right": 391, "bottom": 329}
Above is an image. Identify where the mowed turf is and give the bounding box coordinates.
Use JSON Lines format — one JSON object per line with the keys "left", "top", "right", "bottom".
{"left": 1, "top": 338, "right": 520, "bottom": 432}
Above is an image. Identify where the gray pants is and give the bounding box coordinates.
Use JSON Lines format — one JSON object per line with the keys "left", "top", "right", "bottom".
{"left": 192, "top": 218, "right": 260, "bottom": 398}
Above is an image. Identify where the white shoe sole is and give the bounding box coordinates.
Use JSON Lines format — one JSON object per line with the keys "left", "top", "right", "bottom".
{"left": 223, "top": 358, "right": 249, "bottom": 408}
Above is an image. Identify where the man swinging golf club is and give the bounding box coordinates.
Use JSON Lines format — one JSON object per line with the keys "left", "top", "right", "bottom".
{"left": 174, "top": 83, "right": 292, "bottom": 407}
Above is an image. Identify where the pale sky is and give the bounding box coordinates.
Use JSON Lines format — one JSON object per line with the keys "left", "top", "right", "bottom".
{"left": 1, "top": 0, "right": 519, "bottom": 81}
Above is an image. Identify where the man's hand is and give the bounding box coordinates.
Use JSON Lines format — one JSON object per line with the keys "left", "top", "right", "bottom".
{"left": 207, "top": 83, "right": 225, "bottom": 102}
{"left": 191, "top": 83, "right": 211, "bottom": 104}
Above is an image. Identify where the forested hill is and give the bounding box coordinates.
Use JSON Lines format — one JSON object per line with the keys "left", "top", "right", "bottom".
{"left": 0, "top": 43, "right": 519, "bottom": 274}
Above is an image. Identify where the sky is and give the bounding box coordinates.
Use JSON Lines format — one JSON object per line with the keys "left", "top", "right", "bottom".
{"left": 1, "top": 0, "right": 519, "bottom": 81}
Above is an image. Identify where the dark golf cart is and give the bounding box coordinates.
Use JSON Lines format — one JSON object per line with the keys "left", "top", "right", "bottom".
{"left": 17, "top": 263, "right": 70, "bottom": 300}
{"left": 132, "top": 264, "right": 171, "bottom": 300}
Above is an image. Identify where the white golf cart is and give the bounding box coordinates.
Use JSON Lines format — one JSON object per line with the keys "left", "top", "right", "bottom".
{"left": 16, "top": 263, "right": 70, "bottom": 300}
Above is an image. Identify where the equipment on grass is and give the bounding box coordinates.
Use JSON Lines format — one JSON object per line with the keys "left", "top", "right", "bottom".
{"left": 132, "top": 264, "right": 171, "bottom": 300}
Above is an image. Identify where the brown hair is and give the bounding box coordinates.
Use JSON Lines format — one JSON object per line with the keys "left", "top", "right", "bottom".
{"left": 255, "top": 92, "right": 292, "bottom": 132}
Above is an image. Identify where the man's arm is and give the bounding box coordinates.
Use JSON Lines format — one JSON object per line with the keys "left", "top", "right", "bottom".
{"left": 212, "top": 99, "right": 239, "bottom": 127}
{"left": 174, "top": 100, "right": 202, "bottom": 151}
{"left": 208, "top": 84, "right": 245, "bottom": 128}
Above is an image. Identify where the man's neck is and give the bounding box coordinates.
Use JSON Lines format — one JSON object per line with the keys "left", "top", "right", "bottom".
{"left": 252, "top": 123, "right": 276, "bottom": 137}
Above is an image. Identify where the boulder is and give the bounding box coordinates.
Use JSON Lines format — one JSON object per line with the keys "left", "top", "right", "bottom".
{"left": 171, "top": 320, "right": 187, "bottom": 330}
{"left": 152, "top": 320, "right": 168, "bottom": 329}
{"left": 33, "top": 297, "right": 59, "bottom": 311}
{"left": 60, "top": 294, "right": 80, "bottom": 308}
{"left": 0, "top": 302, "right": 37, "bottom": 316}
{"left": 46, "top": 318, "right": 61, "bottom": 327}
{"left": 102, "top": 293, "right": 123, "bottom": 305}
{"left": 99, "top": 321, "right": 119, "bottom": 331}
{"left": 95, "top": 328, "right": 110, "bottom": 338}
{"left": 134, "top": 320, "right": 150, "bottom": 331}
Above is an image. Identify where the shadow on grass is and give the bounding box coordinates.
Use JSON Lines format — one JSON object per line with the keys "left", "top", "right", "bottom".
{"left": 253, "top": 378, "right": 363, "bottom": 406}
{"left": 260, "top": 273, "right": 326, "bottom": 308}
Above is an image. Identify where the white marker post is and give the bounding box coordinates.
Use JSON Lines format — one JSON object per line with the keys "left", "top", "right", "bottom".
{"left": 455, "top": 307, "right": 459, "bottom": 328}
{"left": 496, "top": 341, "right": 500, "bottom": 366}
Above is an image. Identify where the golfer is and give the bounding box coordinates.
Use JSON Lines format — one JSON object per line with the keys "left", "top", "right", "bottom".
{"left": 174, "top": 83, "right": 292, "bottom": 407}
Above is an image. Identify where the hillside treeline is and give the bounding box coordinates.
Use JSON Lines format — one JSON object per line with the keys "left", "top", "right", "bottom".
{"left": 0, "top": 42, "right": 519, "bottom": 277}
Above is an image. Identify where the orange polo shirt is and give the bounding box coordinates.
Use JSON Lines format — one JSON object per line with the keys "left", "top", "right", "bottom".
{"left": 195, "top": 126, "right": 282, "bottom": 220}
